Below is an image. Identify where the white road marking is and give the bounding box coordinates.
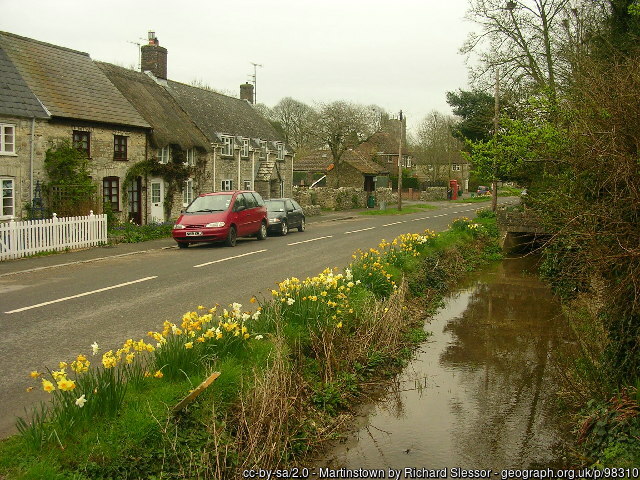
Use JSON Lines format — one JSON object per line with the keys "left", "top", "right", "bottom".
{"left": 411, "top": 217, "right": 429, "bottom": 222}
{"left": 382, "top": 221, "right": 405, "bottom": 227}
{"left": 345, "top": 227, "right": 376, "bottom": 235}
{"left": 193, "top": 249, "right": 267, "bottom": 268}
{"left": 4, "top": 276, "right": 158, "bottom": 314}
{"left": 288, "top": 235, "right": 333, "bottom": 246}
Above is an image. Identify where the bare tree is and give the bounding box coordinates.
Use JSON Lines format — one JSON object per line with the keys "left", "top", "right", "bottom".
{"left": 314, "top": 101, "right": 381, "bottom": 187}
{"left": 462, "top": 0, "right": 576, "bottom": 99}
{"left": 414, "top": 111, "right": 465, "bottom": 183}
{"left": 271, "top": 97, "right": 318, "bottom": 151}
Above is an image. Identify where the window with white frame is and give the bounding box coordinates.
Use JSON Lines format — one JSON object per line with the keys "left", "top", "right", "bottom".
{"left": 222, "top": 136, "right": 234, "bottom": 156}
{"left": 158, "top": 146, "right": 171, "bottom": 164}
{"left": 241, "top": 139, "right": 249, "bottom": 158}
{"left": 243, "top": 180, "right": 251, "bottom": 190}
{"left": 452, "top": 163, "right": 461, "bottom": 172}
{"left": 183, "top": 178, "right": 194, "bottom": 206}
{"left": 276, "top": 142, "right": 285, "bottom": 160}
{"left": 406, "top": 157, "right": 412, "bottom": 168}
{"left": 221, "top": 179, "right": 233, "bottom": 191}
{"left": 1, "top": 178, "right": 15, "bottom": 218}
{"left": 185, "top": 148, "right": 196, "bottom": 167}
{"left": 260, "top": 140, "right": 268, "bottom": 158}
{"left": 0, "top": 124, "right": 16, "bottom": 155}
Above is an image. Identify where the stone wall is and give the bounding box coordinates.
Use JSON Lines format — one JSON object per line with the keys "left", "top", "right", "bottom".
{"left": 293, "top": 186, "right": 397, "bottom": 213}
{"left": 420, "top": 187, "right": 446, "bottom": 201}
{"left": 0, "top": 117, "right": 147, "bottom": 221}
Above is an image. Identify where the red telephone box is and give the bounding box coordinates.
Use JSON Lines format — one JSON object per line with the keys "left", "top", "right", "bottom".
{"left": 449, "top": 179, "right": 458, "bottom": 200}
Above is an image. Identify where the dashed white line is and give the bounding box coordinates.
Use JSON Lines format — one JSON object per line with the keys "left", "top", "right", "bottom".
{"left": 411, "top": 217, "right": 429, "bottom": 222}
{"left": 345, "top": 227, "right": 376, "bottom": 235}
{"left": 288, "top": 235, "right": 333, "bottom": 246}
{"left": 382, "top": 221, "right": 405, "bottom": 227}
{"left": 5, "top": 276, "right": 158, "bottom": 314}
{"left": 193, "top": 249, "right": 267, "bottom": 268}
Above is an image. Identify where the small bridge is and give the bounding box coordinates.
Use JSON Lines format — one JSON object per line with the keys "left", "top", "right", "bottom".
{"left": 496, "top": 209, "right": 549, "bottom": 252}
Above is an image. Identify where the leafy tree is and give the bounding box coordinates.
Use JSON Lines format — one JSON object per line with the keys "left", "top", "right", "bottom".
{"left": 446, "top": 89, "right": 495, "bottom": 143}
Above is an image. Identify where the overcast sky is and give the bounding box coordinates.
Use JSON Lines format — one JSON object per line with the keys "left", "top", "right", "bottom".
{"left": 1, "top": 0, "right": 475, "bottom": 135}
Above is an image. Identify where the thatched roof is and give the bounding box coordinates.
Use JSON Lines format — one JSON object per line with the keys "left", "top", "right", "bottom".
{"left": 165, "top": 80, "right": 283, "bottom": 143}
{"left": 97, "top": 62, "right": 210, "bottom": 151}
{"left": 0, "top": 31, "right": 148, "bottom": 128}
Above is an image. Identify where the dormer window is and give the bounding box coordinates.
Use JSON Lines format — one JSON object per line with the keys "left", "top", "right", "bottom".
{"left": 276, "top": 143, "right": 285, "bottom": 160}
{"left": 241, "top": 139, "right": 249, "bottom": 158}
{"left": 158, "top": 146, "right": 171, "bottom": 164}
{"left": 260, "top": 141, "right": 268, "bottom": 158}
{"left": 222, "top": 136, "right": 234, "bottom": 156}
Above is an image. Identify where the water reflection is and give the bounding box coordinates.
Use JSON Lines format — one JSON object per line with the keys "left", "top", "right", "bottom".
{"left": 317, "top": 257, "right": 572, "bottom": 473}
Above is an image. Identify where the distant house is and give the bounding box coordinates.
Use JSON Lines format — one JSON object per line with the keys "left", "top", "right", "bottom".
{"left": 135, "top": 33, "right": 293, "bottom": 202}
{"left": 357, "top": 131, "right": 413, "bottom": 175}
{"left": 295, "top": 149, "right": 389, "bottom": 191}
{"left": 0, "top": 31, "right": 151, "bottom": 222}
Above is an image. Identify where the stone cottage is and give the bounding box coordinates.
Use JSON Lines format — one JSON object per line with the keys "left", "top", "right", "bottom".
{"left": 0, "top": 31, "right": 151, "bottom": 222}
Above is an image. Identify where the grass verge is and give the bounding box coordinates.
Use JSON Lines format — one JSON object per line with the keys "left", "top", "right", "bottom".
{"left": 0, "top": 210, "right": 501, "bottom": 479}
{"left": 359, "top": 204, "right": 437, "bottom": 216}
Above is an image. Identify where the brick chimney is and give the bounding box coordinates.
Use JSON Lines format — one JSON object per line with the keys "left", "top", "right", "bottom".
{"left": 240, "top": 83, "right": 254, "bottom": 104}
{"left": 141, "top": 31, "right": 168, "bottom": 80}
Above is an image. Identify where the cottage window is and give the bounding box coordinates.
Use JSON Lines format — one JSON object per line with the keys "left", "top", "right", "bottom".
{"left": 103, "top": 176, "right": 120, "bottom": 212}
{"left": 452, "top": 163, "right": 461, "bottom": 172}
{"left": 1, "top": 178, "right": 15, "bottom": 218}
{"left": 222, "top": 136, "right": 234, "bottom": 156}
{"left": 73, "top": 130, "right": 90, "bottom": 157}
{"left": 276, "top": 143, "right": 285, "bottom": 160}
{"left": 221, "top": 179, "right": 233, "bottom": 191}
{"left": 158, "top": 146, "right": 171, "bottom": 164}
{"left": 114, "top": 135, "right": 127, "bottom": 161}
{"left": 185, "top": 148, "right": 196, "bottom": 167}
{"left": 183, "top": 178, "right": 194, "bottom": 206}
{"left": 241, "top": 139, "right": 249, "bottom": 158}
{"left": 0, "top": 124, "right": 16, "bottom": 155}
{"left": 260, "top": 141, "right": 268, "bottom": 158}
{"left": 243, "top": 180, "right": 252, "bottom": 190}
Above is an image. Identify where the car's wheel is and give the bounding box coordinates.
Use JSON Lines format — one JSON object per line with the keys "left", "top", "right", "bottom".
{"left": 298, "top": 218, "right": 305, "bottom": 232}
{"left": 280, "top": 220, "right": 288, "bottom": 236}
{"left": 225, "top": 226, "right": 237, "bottom": 247}
{"left": 256, "top": 221, "right": 267, "bottom": 240}
{"left": 177, "top": 242, "right": 189, "bottom": 249}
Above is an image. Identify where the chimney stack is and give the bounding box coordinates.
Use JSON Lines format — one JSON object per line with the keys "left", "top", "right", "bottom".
{"left": 240, "top": 83, "right": 254, "bottom": 104}
{"left": 141, "top": 31, "right": 168, "bottom": 80}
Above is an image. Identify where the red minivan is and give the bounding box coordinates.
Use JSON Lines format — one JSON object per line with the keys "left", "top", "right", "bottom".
{"left": 172, "top": 191, "right": 268, "bottom": 248}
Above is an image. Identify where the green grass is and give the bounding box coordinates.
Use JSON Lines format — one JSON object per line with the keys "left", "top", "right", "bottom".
{"left": 454, "top": 196, "right": 491, "bottom": 203}
{"left": 359, "top": 204, "right": 437, "bottom": 216}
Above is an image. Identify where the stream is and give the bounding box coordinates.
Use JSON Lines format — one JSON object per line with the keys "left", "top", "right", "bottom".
{"left": 316, "top": 256, "right": 573, "bottom": 476}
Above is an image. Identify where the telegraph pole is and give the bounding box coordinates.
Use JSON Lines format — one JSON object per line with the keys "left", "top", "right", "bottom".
{"left": 250, "top": 62, "right": 263, "bottom": 104}
{"left": 398, "top": 110, "right": 403, "bottom": 212}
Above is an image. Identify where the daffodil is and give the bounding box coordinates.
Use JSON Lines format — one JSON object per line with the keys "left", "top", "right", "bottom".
{"left": 57, "top": 378, "right": 76, "bottom": 391}
{"left": 91, "top": 342, "right": 100, "bottom": 356}
{"left": 75, "top": 394, "right": 87, "bottom": 408}
{"left": 42, "top": 379, "right": 55, "bottom": 393}
{"left": 184, "top": 342, "right": 194, "bottom": 349}
{"left": 29, "top": 371, "right": 41, "bottom": 379}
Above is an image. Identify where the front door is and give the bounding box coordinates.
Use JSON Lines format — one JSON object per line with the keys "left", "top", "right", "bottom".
{"left": 127, "top": 176, "right": 142, "bottom": 225}
{"left": 150, "top": 178, "right": 165, "bottom": 223}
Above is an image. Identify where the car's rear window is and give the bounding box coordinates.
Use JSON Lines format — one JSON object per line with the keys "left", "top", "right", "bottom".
{"left": 186, "top": 194, "right": 233, "bottom": 213}
{"left": 265, "top": 200, "right": 285, "bottom": 212}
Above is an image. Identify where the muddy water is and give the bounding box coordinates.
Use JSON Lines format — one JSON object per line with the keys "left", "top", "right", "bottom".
{"left": 319, "top": 257, "right": 572, "bottom": 473}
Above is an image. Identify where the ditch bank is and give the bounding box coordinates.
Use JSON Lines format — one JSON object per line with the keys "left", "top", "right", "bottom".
{"left": 0, "top": 213, "right": 502, "bottom": 479}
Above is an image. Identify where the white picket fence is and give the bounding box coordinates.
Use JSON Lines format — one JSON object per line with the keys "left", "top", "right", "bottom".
{"left": 0, "top": 212, "right": 107, "bottom": 261}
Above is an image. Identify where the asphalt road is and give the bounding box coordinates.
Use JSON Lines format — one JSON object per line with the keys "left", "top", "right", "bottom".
{"left": 0, "top": 199, "right": 513, "bottom": 438}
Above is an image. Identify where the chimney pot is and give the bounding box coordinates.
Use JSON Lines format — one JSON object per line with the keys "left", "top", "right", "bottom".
{"left": 141, "top": 31, "right": 167, "bottom": 79}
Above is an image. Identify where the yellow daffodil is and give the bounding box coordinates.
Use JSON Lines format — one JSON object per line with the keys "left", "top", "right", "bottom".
{"left": 42, "top": 379, "right": 55, "bottom": 393}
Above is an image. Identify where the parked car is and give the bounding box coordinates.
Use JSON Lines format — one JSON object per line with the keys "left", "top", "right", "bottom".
{"left": 172, "top": 191, "right": 268, "bottom": 248}
{"left": 265, "top": 198, "right": 305, "bottom": 236}
{"left": 476, "top": 185, "right": 491, "bottom": 196}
